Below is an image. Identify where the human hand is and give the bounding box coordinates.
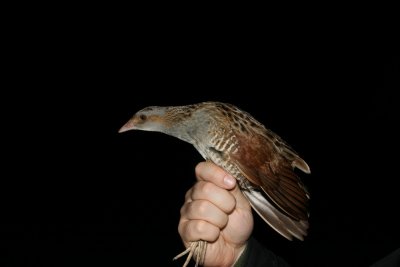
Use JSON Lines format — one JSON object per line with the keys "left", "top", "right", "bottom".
{"left": 178, "top": 162, "right": 254, "bottom": 267}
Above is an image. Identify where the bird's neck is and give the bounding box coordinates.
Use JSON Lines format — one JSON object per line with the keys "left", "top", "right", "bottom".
{"left": 162, "top": 121, "right": 196, "bottom": 145}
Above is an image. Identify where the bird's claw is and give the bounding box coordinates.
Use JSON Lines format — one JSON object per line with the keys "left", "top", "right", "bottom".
{"left": 173, "top": 240, "right": 207, "bottom": 267}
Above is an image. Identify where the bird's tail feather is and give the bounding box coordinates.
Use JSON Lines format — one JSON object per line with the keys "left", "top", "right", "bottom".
{"left": 243, "top": 189, "right": 308, "bottom": 241}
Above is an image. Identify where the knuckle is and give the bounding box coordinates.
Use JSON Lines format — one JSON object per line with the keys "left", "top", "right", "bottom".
{"left": 180, "top": 203, "right": 187, "bottom": 216}
{"left": 178, "top": 223, "right": 195, "bottom": 245}
{"left": 225, "top": 194, "right": 236, "bottom": 212}
{"left": 177, "top": 219, "right": 187, "bottom": 237}
{"left": 194, "top": 162, "right": 205, "bottom": 177}
{"left": 184, "top": 189, "right": 192, "bottom": 200}
{"left": 192, "top": 181, "right": 203, "bottom": 192}
{"left": 193, "top": 220, "right": 208, "bottom": 235}
{"left": 195, "top": 200, "right": 209, "bottom": 216}
{"left": 199, "top": 181, "right": 214, "bottom": 195}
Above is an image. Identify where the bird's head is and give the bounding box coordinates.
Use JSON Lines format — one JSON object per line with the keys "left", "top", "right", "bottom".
{"left": 118, "top": 104, "right": 200, "bottom": 144}
{"left": 118, "top": 105, "right": 195, "bottom": 132}
{"left": 118, "top": 106, "right": 169, "bottom": 133}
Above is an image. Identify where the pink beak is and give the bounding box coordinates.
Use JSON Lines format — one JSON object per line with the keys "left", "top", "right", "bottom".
{"left": 118, "top": 119, "right": 135, "bottom": 133}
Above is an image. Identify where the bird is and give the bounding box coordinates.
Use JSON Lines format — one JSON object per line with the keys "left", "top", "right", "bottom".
{"left": 118, "top": 101, "right": 311, "bottom": 267}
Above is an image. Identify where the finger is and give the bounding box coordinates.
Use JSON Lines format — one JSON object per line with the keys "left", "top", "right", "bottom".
{"left": 181, "top": 199, "right": 229, "bottom": 229}
{"left": 184, "top": 187, "right": 193, "bottom": 203}
{"left": 195, "top": 161, "right": 236, "bottom": 190}
{"left": 191, "top": 181, "right": 236, "bottom": 214}
{"left": 178, "top": 219, "right": 220, "bottom": 244}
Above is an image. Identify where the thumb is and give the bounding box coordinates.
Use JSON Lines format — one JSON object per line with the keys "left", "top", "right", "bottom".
{"left": 195, "top": 161, "right": 236, "bottom": 190}
{"left": 195, "top": 161, "right": 251, "bottom": 211}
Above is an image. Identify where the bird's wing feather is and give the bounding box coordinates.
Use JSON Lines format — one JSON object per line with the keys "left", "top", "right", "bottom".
{"left": 261, "top": 128, "right": 310, "bottom": 174}
{"left": 242, "top": 189, "right": 308, "bottom": 241}
{"left": 230, "top": 134, "right": 309, "bottom": 221}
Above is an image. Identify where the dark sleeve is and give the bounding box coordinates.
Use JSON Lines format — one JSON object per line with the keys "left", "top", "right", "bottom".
{"left": 370, "top": 248, "right": 400, "bottom": 267}
{"left": 234, "top": 237, "right": 291, "bottom": 267}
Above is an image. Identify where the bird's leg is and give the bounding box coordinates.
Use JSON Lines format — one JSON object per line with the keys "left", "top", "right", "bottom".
{"left": 173, "top": 240, "right": 207, "bottom": 267}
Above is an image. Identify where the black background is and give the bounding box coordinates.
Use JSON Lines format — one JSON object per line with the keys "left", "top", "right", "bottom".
{"left": 1, "top": 7, "right": 399, "bottom": 267}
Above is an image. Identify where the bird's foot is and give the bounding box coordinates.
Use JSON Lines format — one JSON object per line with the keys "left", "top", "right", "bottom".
{"left": 173, "top": 240, "right": 207, "bottom": 267}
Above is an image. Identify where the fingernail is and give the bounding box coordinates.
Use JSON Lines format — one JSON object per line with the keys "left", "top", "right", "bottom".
{"left": 223, "top": 175, "right": 235, "bottom": 187}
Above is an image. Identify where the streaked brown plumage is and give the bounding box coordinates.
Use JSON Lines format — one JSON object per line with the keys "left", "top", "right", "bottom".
{"left": 119, "top": 101, "right": 311, "bottom": 267}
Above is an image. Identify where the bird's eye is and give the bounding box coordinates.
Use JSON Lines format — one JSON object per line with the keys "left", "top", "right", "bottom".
{"left": 139, "top": 114, "right": 147, "bottom": 121}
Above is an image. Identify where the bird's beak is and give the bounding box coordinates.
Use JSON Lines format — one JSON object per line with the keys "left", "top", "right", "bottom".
{"left": 118, "top": 118, "right": 136, "bottom": 133}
